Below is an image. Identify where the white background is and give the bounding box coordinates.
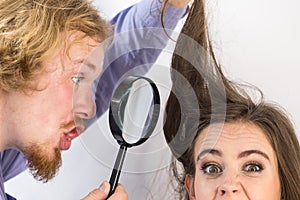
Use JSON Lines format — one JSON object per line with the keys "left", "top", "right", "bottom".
{"left": 5, "top": 0, "right": 300, "bottom": 199}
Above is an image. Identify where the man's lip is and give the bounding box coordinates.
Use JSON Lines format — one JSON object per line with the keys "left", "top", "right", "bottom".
{"left": 60, "top": 126, "right": 85, "bottom": 151}
{"left": 64, "top": 125, "right": 85, "bottom": 138}
{"left": 60, "top": 136, "right": 71, "bottom": 151}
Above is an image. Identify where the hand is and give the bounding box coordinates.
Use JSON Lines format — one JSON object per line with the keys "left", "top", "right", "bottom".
{"left": 167, "top": 0, "right": 191, "bottom": 9}
{"left": 82, "top": 181, "right": 128, "bottom": 200}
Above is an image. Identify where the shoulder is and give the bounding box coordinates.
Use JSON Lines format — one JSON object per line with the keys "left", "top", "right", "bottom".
{"left": 0, "top": 149, "right": 27, "bottom": 182}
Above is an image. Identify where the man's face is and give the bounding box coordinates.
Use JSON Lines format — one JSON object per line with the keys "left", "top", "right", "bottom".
{"left": 5, "top": 31, "right": 104, "bottom": 182}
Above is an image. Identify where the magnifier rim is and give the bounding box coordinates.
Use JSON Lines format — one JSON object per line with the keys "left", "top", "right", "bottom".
{"left": 109, "top": 76, "right": 160, "bottom": 147}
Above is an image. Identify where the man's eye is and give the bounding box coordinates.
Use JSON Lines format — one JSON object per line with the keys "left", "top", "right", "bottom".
{"left": 201, "top": 163, "right": 223, "bottom": 175}
{"left": 72, "top": 77, "right": 83, "bottom": 85}
{"left": 243, "top": 162, "right": 264, "bottom": 173}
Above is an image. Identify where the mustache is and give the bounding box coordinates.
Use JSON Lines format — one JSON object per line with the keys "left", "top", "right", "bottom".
{"left": 60, "top": 118, "right": 86, "bottom": 130}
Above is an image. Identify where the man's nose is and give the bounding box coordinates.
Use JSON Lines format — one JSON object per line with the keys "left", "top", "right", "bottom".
{"left": 73, "top": 90, "right": 96, "bottom": 120}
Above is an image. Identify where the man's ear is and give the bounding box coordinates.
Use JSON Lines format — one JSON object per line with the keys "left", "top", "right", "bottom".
{"left": 185, "top": 175, "right": 196, "bottom": 200}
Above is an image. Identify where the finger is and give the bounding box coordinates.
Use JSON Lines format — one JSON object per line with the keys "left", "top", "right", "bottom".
{"left": 108, "top": 184, "right": 128, "bottom": 200}
{"left": 81, "top": 182, "right": 110, "bottom": 200}
{"left": 99, "top": 181, "right": 110, "bottom": 196}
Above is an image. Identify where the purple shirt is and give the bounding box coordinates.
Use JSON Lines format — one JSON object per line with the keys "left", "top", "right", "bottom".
{"left": 0, "top": 150, "right": 27, "bottom": 200}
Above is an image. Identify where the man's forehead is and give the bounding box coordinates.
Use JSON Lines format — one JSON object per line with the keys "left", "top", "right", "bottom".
{"left": 82, "top": 45, "right": 105, "bottom": 74}
{"left": 47, "top": 32, "right": 104, "bottom": 78}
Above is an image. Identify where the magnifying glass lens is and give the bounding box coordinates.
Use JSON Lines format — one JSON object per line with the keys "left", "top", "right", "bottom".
{"left": 121, "top": 79, "right": 154, "bottom": 144}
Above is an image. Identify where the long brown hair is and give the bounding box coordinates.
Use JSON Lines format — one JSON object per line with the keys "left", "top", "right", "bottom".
{"left": 162, "top": 0, "right": 300, "bottom": 199}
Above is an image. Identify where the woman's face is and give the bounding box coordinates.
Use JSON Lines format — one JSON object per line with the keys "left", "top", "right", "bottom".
{"left": 185, "top": 122, "right": 281, "bottom": 200}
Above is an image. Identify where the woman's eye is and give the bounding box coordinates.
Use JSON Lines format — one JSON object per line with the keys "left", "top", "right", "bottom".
{"left": 243, "top": 162, "right": 263, "bottom": 173}
{"left": 72, "top": 77, "right": 83, "bottom": 85}
{"left": 201, "top": 163, "right": 223, "bottom": 175}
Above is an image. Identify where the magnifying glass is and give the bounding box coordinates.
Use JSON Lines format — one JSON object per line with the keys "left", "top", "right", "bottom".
{"left": 107, "top": 76, "right": 160, "bottom": 198}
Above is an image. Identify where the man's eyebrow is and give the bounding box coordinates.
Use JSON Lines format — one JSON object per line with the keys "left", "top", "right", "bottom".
{"left": 197, "top": 149, "right": 222, "bottom": 161}
{"left": 74, "top": 59, "right": 96, "bottom": 71}
{"left": 238, "top": 150, "right": 270, "bottom": 160}
{"left": 83, "top": 60, "right": 96, "bottom": 71}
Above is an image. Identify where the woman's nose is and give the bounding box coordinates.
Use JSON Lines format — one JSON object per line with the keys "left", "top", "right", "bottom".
{"left": 217, "top": 174, "right": 242, "bottom": 196}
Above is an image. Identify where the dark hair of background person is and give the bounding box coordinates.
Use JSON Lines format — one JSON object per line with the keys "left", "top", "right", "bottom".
{"left": 162, "top": 0, "right": 300, "bottom": 199}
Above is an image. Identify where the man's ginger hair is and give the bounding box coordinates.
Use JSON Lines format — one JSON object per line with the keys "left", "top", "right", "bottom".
{"left": 0, "top": 0, "right": 110, "bottom": 91}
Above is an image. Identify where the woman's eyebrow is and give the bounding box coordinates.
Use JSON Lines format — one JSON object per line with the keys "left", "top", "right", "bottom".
{"left": 197, "top": 149, "right": 222, "bottom": 161}
{"left": 238, "top": 150, "right": 270, "bottom": 160}
{"left": 197, "top": 149, "right": 270, "bottom": 161}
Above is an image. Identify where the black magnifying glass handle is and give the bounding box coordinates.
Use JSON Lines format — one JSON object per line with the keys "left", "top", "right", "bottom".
{"left": 106, "top": 145, "right": 128, "bottom": 199}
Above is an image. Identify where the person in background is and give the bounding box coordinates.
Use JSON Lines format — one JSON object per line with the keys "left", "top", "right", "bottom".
{"left": 93, "top": 0, "right": 189, "bottom": 119}
{"left": 163, "top": 0, "right": 300, "bottom": 199}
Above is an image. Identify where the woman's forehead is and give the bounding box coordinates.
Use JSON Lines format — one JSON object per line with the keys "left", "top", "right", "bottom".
{"left": 194, "top": 122, "right": 274, "bottom": 157}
